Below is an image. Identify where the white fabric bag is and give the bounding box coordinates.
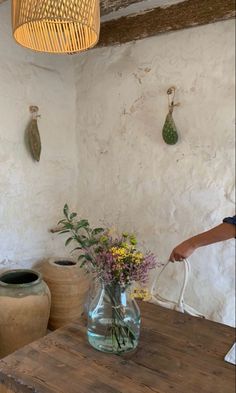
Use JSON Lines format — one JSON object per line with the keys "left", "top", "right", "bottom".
{"left": 149, "top": 259, "right": 204, "bottom": 318}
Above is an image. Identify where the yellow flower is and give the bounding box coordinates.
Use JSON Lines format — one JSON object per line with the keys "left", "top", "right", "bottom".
{"left": 131, "top": 288, "right": 151, "bottom": 301}
{"left": 110, "top": 247, "right": 130, "bottom": 264}
{"left": 111, "top": 246, "right": 127, "bottom": 256}
{"left": 132, "top": 251, "right": 143, "bottom": 264}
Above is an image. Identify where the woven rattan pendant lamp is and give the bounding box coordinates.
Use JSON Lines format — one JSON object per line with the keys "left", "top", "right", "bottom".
{"left": 12, "top": 0, "right": 100, "bottom": 54}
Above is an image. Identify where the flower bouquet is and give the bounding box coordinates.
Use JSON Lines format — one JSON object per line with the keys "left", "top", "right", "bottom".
{"left": 59, "top": 204, "right": 158, "bottom": 354}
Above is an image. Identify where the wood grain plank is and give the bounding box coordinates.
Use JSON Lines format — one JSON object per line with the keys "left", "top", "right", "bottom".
{"left": 100, "top": 0, "right": 145, "bottom": 16}
{"left": 0, "top": 302, "right": 235, "bottom": 393}
{"left": 140, "top": 301, "right": 235, "bottom": 356}
{"left": 0, "top": 337, "right": 168, "bottom": 393}
{"left": 52, "top": 324, "right": 235, "bottom": 392}
{"left": 0, "top": 384, "right": 15, "bottom": 393}
{"left": 98, "top": 0, "right": 236, "bottom": 47}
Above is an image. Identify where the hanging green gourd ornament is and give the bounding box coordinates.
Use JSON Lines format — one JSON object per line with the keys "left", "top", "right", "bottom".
{"left": 27, "top": 105, "right": 41, "bottom": 161}
{"left": 162, "top": 87, "right": 180, "bottom": 145}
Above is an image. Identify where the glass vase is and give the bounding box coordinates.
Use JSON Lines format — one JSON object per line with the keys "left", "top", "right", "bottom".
{"left": 84, "top": 276, "right": 100, "bottom": 317}
{"left": 87, "top": 282, "right": 141, "bottom": 354}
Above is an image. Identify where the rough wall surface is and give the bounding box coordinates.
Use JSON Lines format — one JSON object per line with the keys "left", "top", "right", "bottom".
{"left": 0, "top": 0, "right": 235, "bottom": 327}
{"left": 0, "top": 3, "right": 77, "bottom": 270}
{"left": 73, "top": 20, "right": 235, "bottom": 326}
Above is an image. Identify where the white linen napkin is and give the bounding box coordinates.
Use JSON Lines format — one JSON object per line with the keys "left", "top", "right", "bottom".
{"left": 224, "top": 343, "right": 236, "bottom": 365}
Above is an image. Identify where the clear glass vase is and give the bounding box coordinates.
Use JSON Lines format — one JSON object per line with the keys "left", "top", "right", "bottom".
{"left": 87, "top": 282, "right": 141, "bottom": 354}
{"left": 84, "top": 276, "right": 100, "bottom": 317}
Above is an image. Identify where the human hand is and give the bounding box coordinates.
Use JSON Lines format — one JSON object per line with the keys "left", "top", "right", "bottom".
{"left": 169, "top": 239, "right": 197, "bottom": 262}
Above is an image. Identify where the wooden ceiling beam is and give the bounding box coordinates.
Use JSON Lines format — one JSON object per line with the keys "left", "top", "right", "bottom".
{"left": 0, "top": 0, "right": 145, "bottom": 15}
{"left": 98, "top": 0, "right": 236, "bottom": 47}
{"left": 1, "top": 0, "right": 235, "bottom": 48}
{"left": 100, "top": 0, "right": 144, "bottom": 16}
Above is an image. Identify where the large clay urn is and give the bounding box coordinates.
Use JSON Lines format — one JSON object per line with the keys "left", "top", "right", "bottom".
{"left": 41, "top": 258, "right": 89, "bottom": 330}
{"left": 0, "top": 269, "right": 51, "bottom": 358}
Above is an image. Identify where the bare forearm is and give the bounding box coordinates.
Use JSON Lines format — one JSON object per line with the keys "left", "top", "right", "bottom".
{"left": 169, "top": 222, "right": 235, "bottom": 262}
{"left": 189, "top": 223, "right": 236, "bottom": 249}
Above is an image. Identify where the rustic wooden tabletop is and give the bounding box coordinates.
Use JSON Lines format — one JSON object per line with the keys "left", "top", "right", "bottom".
{"left": 0, "top": 301, "right": 235, "bottom": 393}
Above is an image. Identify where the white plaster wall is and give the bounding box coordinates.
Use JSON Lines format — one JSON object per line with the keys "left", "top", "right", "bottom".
{"left": 73, "top": 20, "right": 235, "bottom": 326}
{"left": 0, "top": 0, "right": 235, "bottom": 327}
{"left": 0, "top": 2, "right": 77, "bottom": 270}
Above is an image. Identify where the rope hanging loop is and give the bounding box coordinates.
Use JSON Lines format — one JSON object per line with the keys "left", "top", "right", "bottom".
{"left": 29, "top": 105, "right": 41, "bottom": 120}
{"left": 167, "top": 86, "right": 180, "bottom": 114}
{"left": 150, "top": 258, "right": 205, "bottom": 318}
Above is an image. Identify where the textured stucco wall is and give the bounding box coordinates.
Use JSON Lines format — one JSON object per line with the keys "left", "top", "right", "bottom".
{"left": 0, "top": 3, "right": 77, "bottom": 270}
{"left": 0, "top": 0, "right": 235, "bottom": 326}
{"left": 73, "top": 20, "right": 235, "bottom": 326}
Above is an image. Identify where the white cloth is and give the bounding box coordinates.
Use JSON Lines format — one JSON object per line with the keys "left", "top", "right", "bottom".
{"left": 224, "top": 343, "right": 236, "bottom": 365}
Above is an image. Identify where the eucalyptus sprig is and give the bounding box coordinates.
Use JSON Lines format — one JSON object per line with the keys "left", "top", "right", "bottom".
{"left": 58, "top": 204, "right": 105, "bottom": 269}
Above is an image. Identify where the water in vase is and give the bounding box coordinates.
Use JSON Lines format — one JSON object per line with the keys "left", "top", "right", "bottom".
{"left": 87, "top": 283, "right": 141, "bottom": 354}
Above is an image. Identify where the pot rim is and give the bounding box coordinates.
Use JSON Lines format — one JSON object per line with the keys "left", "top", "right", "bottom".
{"left": 48, "top": 258, "right": 78, "bottom": 268}
{"left": 0, "top": 269, "right": 42, "bottom": 288}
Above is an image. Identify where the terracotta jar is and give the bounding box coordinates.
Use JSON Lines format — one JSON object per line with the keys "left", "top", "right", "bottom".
{"left": 41, "top": 258, "right": 89, "bottom": 330}
{"left": 0, "top": 269, "right": 51, "bottom": 358}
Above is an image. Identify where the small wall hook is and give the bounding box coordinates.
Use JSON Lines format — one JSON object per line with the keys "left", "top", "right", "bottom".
{"left": 29, "top": 105, "right": 39, "bottom": 113}
{"left": 167, "top": 87, "right": 180, "bottom": 113}
{"left": 29, "top": 105, "right": 41, "bottom": 119}
{"left": 167, "top": 86, "right": 176, "bottom": 96}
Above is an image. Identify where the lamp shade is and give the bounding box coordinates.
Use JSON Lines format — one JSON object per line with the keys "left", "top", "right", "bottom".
{"left": 12, "top": 0, "right": 100, "bottom": 53}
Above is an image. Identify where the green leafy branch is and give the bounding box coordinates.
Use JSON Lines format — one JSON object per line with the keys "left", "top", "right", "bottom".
{"left": 58, "top": 204, "right": 105, "bottom": 269}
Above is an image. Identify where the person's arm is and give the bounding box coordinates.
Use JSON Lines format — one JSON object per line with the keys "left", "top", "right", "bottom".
{"left": 169, "top": 221, "right": 236, "bottom": 262}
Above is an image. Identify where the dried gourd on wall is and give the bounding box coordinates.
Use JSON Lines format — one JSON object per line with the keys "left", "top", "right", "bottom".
{"left": 162, "top": 112, "right": 179, "bottom": 145}
{"left": 26, "top": 106, "right": 41, "bottom": 161}
{"left": 162, "top": 87, "right": 180, "bottom": 145}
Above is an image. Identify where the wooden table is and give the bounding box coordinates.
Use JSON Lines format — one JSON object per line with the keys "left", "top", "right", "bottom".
{"left": 0, "top": 302, "right": 235, "bottom": 393}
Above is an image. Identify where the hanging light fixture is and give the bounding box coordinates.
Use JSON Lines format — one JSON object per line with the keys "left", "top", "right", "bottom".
{"left": 12, "top": 0, "right": 100, "bottom": 54}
